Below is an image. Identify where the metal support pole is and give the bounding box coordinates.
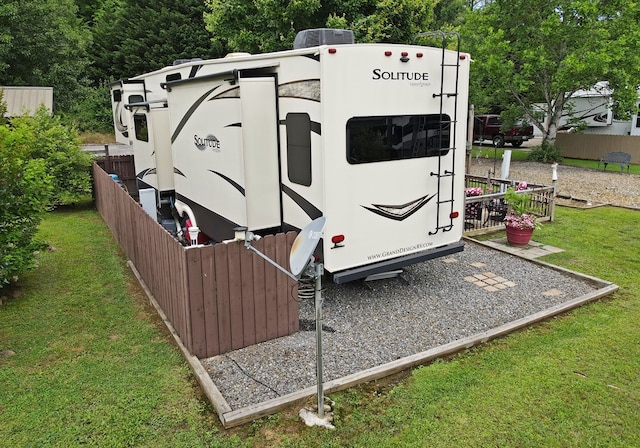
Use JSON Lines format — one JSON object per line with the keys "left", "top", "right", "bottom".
{"left": 314, "top": 262, "right": 325, "bottom": 418}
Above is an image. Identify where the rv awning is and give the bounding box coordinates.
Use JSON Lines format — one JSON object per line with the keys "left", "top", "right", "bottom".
{"left": 160, "top": 63, "right": 280, "bottom": 91}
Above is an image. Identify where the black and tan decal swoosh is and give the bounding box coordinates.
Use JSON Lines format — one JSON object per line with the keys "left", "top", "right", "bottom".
{"left": 282, "top": 184, "right": 322, "bottom": 220}
{"left": 171, "top": 85, "right": 222, "bottom": 144}
{"left": 362, "top": 194, "right": 435, "bottom": 221}
{"left": 137, "top": 168, "right": 156, "bottom": 179}
{"left": 208, "top": 170, "right": 245, "bottom": 195}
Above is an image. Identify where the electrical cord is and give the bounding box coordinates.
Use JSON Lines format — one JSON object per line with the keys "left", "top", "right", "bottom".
{"left": 225, "top": 354, "right": 281, "bottom": 397}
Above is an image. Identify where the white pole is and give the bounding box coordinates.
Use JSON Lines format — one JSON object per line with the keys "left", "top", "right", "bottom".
{"left": 501, "top": 149, "right": 512, "bottom": 180}
{"left": 551, "top": 163, "right": 558, "bottom": 221}
{"left": 500, "top": 149, "right": 512, "bottom": 192}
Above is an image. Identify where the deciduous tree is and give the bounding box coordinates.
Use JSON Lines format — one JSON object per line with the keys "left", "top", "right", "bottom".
{"left": 0, "top": 0, "right": 90, "bottom": 112}
{"left": 462, "top": 0, "right": 640, "bottom": 144}
{"left": 89, "top": 0, "right": 218, "bottom": 82}
{"left": 204, "top": 0, "right": 440, "bottom": 54}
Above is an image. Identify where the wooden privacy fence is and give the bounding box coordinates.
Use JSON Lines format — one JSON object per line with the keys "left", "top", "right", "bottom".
{"left": 93, "top": 163, "right": 298, "bottom": 358}
{"left": 556, "top": 133, "right": 640, "bottom": 163}
{"left": 463, "top": 175, "right": 555, "bottom": 234}
{"left": 94, "top": 154, "right": 138, "bottom": 197}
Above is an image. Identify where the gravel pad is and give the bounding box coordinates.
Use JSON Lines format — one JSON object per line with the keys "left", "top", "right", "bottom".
{"left": 201, "top": 241, "right": 599, "bottom": 410}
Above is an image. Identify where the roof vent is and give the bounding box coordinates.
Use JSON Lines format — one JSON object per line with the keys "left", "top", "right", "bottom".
{"left": 172, "top": 58, "right": 203, "bottom": 66}
{"left": 293, "top": 29, "right": 354, "bottom": 49}
{"left": 224, "top": 52, "right": 251, "bottom": 58}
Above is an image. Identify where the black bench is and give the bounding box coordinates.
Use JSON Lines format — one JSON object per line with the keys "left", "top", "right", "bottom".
{"left": 598, "top": 151, "right": 631, "bottom": 173}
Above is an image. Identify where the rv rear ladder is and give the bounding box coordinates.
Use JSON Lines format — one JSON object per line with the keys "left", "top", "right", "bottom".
{"left": 415, "top": 31, "right": 461, "bottom": 236}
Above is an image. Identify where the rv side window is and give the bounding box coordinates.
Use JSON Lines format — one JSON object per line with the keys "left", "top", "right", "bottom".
{"left": 347, "top": 114, "right": 451, "bottom": 164}
{"left": 128, "top": 94, "right": 144, "bottom": 104}
{"left": 134, "top": 114, "right": 149, "bottom": 142}
{"left": 112, "top": 90, "right": 122, "bottom": 102}
{"left": 286, "top": 113, "right": 312, "bottom": 186}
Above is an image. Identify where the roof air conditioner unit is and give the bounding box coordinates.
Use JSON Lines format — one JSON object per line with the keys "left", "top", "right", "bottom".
{"left": 293, "top": 29, "right": 355, "bottom": 50}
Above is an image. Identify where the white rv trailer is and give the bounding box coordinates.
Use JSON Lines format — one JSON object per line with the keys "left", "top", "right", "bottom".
{"left": 110, "top": 30, "right": 470, "bottom": 283}
{"left": 561, "top": 83, "right": 613, "bottom": 128}
{"left": 110, "top": 59, "right": 204, "bottom": 197}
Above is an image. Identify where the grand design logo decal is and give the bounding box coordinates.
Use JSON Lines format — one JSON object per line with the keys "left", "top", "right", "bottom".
{"left": 194, "top": 134, "right": 221, "bottom": 151}
{"left": 362, "top": 194, "right": 435, "bottom": 221}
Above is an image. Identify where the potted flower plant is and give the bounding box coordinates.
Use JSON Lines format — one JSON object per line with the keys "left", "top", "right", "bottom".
{"left": 503, "top": 181, "right": 537, "bottom": 246}
{"left": 465, "top": 187, "right": 483, "bottom": 220}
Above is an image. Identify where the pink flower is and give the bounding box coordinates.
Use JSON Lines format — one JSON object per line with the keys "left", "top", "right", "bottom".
{"left": 504, "top": 212, "right": 536, "bottom": 230}
{"left": 465, "top": 187, "right": 483, "bottom": 196}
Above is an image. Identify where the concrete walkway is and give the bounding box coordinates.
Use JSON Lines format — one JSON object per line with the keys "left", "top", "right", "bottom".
{"left": 478, "top": 238, "right": 564, "bottom": 260}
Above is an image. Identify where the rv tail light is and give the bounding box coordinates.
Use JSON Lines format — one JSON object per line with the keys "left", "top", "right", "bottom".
{"left": 328, "top": 48, "right": 337, "bottom": 54}
{"left": 450, "top": 211, "right": 460, "bottom": 219}
{"left": 331, "top": 234, "right": 345, "bottom": 249}
{"left": 416, "top": 52, "right": 424, "bottom": 58}
{"left": 331, "top": 235, "right": 345, "bottom": 244}
{"left": 385, "top": 51, "right": 392, "bottom": 56}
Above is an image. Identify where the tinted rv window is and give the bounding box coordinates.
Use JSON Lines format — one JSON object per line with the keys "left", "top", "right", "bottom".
{"left": 347, "top": 115, "right": 451, "bottom": 164}
{"left": 286, "top": 113, "right": 312, "bottom": 186}
{"left": 128, "top": 94, "right": 144, "bottom": 104}
{"left": 133, "top": 114, "right": 149, "bottom": 142}
{"left": 112, "top": 89, "right": 122, "bottom": 102}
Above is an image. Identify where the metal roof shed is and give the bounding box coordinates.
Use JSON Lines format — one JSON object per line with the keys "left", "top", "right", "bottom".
{"left": 1, "top": 86, "right": 53, "bottom": 117}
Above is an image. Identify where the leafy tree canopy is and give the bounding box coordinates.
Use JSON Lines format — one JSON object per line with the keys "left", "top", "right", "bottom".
{"left": 89, "top": 0, "right": 218, "bottom": 82}
{"left": 0, "top": 0, "right": 90, "bottom": 112}
{"left": 204, "top": 0, "right": 441, "bottom": 54}
{"left": 462, "top": 0, "right": 640, "bottom": 144}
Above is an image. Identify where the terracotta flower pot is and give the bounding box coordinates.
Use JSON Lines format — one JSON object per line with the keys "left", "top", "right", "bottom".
{"left": 505, "top": 226, "right": 534, "bottom": 246}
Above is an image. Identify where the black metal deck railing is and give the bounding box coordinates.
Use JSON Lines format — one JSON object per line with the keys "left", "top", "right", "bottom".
{"left": 463, "top": 175, "right": 556, "bottom": 235}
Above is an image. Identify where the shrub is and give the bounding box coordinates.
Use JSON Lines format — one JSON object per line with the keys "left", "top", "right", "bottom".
{"left": 11, "top": 107, "right": 94, "bottom": 205}
{"left": 0, "top": 89, "right": 7, "bottom": 126}
{"left": 0, "top": 125, "right": 53, "bottom": 289}
{"left": 527, "top": 141, "right": 563, "bottom": 163}
{"left": 61, "top": 84, "right": 114, "bottom": 134}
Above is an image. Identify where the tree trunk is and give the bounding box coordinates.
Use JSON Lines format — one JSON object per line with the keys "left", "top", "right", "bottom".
{"left": 545, "top": 122, "right": 558, "bottom": 146}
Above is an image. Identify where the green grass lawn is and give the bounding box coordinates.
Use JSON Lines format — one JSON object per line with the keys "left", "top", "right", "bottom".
{"left": 0, "top": 207, "right": 244, "bottom": 447}
{"left": 1, "top": 205, "right": 639, "bottom": 447}
{"left": 471, "top": 146, "right": 531, "bottom": 161}
{"left": 560, "top": 157, "right": 640, "bottom": 175}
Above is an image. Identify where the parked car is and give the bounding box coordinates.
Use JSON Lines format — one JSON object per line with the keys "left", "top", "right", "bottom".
{"left": 473, "top": 114, "right": 534, "bottom": 148}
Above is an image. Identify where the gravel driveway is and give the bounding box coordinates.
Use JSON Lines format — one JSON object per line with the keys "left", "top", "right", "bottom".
{"left": 202, "top": 244, "right": 606, "bottom": 412}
